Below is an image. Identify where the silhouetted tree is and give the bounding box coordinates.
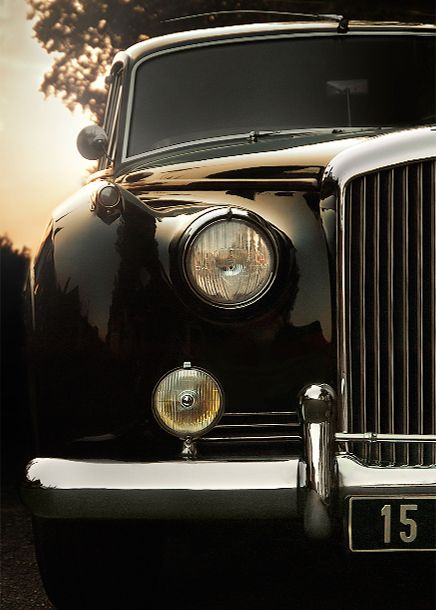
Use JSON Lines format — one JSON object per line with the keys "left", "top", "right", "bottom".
{"left": 26, "top": 0, "right": 435, "bottom": 123}
{"left": 1, "top": 236, "right": 31, "bottom": 484}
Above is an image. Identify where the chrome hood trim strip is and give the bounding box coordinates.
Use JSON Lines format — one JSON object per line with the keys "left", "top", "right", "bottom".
{"left": 323, "top": 126, "right": 436, "bottom": 190}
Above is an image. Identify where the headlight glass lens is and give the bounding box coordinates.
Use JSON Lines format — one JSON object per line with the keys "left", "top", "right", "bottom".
{"left": 185, "top": 218, "right": 275, "bottom": 306}
{"left": 153, "top": 367, "right": 223, "bottom": 437}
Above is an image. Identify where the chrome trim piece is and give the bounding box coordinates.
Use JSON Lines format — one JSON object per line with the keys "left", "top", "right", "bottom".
{"left": 358, "top": 178, "right": 367, "bottom": 457}
{"left": 373, "top": 173, "right": 381, "bottom": 463}
{"left": 386, "top": 168, "right": 395, "bottom": 463}
{"left": 324, "top": 127, "right": 436, "bottom": 190}
{"left": 401, "top": 165, "right": 410, "bottom": 464}
{"left": 416, "top": 163, "right": 424, "bottom": 466}
{"left": 337, "top": 454, "right": 436, "bottom": 488}
{"left": 200, "top": 409, "right": 300, "bottom": 443}
{"left": 125, "top": 23, "right": 435, "bottom": 63}
{"left": 22, "top": 453, "right": 436, "bottom": 523}
{"left": 22, "top": 458, "right": 300, "bottom": 521}
{"left": 431, "top": 160, "right": 436, "bottom": 465}
{"left": 299, "top": 383, "right": 336, "bottom": 539}
{"left": 336, "top": 433, "right": 436, "bottom": 444}
{"left": 25, "top": 458, "right": 300, "bottom": 491}
{"left": 200, "top": 435, "right": 301, "bottom": 443}
{"left": 214, "top": 423, "right": 298, "bottom": 429}
{"left": 223, "top": 411, "right": 297, "bottom": 417}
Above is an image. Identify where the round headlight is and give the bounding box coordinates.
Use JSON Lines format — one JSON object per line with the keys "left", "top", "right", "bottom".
{"left": 184, "top": 217, "right": 276, "bottom": 307}
{"left": 152, "top": 365, "right": 223, "bottom": 438}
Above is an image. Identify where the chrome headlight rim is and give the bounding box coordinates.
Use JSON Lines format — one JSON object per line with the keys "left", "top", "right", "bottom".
{"left": 181, "top": 208, "right": 279, "bottom": 310}
{"left": 151, "top": 364, "right": 225, "bottom": 439}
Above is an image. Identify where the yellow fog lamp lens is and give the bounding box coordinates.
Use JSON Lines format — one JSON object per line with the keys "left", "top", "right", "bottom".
{"left": 152, "top": 365, "right": 224, "bottom": 438}
{"left": 185, "top": 217, "right": 275, "bottom": 307}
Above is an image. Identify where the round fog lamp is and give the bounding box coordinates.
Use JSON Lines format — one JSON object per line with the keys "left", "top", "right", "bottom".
{"left": 152, "top": 365, "right": 223, "bottom": 438}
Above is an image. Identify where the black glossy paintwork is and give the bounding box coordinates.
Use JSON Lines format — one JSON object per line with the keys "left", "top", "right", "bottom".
{"left": 29, "top": 163, "right": 335, "bottom": 460}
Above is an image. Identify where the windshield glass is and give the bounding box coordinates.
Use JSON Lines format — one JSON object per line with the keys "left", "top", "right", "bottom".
{"left": 126, "top": 35, "right": 435, "bottom": 158}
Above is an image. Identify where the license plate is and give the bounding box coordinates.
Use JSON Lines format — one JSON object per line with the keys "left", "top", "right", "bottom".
{"left": 348, "top": 496, "right": 436, "bottom": 552}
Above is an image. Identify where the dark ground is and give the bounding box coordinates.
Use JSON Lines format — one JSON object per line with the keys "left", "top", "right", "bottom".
{"left": 1, "top": 482, "right": 435, "bottom": 610}
{"left": 1, "top": 486, "right": 54, "bottom": 609}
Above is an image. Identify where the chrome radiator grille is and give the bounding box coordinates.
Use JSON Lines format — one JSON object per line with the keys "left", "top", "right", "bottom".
{"left": 341, "top": 159, "right": 436, "bottom": 466}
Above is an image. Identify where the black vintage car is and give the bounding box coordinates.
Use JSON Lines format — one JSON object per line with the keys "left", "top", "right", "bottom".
{"left": 23, "top": 14, "right": 435, "bottom": 609}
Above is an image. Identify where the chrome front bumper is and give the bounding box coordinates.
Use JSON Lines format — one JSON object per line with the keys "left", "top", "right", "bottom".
{"left": 22, "top": 454, "right": 436, "bottom": 522}
{"left": 22, "top": 384, "right": 436, "bottom": 530}
{"left": 22, "top": 458, "right": 300, "bottom": 520}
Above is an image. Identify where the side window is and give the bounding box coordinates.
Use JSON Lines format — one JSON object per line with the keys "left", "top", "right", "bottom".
{"left": 99, "top": 67, "right": 123, "bottom": 170}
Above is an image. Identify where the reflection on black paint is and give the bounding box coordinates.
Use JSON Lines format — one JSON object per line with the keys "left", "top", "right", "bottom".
{"left": 29, "top": 184, "right": 334, "bottom": 460}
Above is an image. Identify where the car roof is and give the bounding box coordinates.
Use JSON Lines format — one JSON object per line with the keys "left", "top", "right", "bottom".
{"left": 120, "top": 20, "right": 436, "bottom": 63}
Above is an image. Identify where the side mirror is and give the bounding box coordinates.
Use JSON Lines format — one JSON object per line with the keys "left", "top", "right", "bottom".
{"left": 77, "top": 125, "right": 109, "bottom": 160}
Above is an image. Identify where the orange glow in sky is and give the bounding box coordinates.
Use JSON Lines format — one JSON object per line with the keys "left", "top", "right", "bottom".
{"left": 0, "top": 0, "right": 92, "bottom": 253}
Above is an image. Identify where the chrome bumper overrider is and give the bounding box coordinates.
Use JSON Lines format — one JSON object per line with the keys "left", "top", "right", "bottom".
{"left": 22, "top": 384, "right": 436, "bottom": 529}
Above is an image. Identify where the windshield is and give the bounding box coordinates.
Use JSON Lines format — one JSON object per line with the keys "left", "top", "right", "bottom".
{"left": 126, "top": 34, "right": 435, "bottom": 158}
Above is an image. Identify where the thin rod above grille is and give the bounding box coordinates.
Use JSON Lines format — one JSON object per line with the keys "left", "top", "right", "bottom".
{"left": 200, "top": 410, "right": 301, "bottom": 443}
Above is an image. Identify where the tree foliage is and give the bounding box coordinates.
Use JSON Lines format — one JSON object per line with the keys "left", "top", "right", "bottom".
{"left": 1, "top": 235, "right": 31, "bottom": 483}
{"left": 0, "top": 234, "right": 30, "bottom": 341}
{"left": 27, "top": 0, "right": 435, "bottom": 123}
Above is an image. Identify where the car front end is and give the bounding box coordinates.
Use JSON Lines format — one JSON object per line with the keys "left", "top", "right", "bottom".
{"left": 22, "top": 20, "right": 436, "bottom": 607}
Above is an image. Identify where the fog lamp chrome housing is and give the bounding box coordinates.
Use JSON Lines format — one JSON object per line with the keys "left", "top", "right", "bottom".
{"left": 152, "top": 364, "right": 224, "bottom": 438}
{"left": 183, "top": 210, "right": 277, "bottom": 308}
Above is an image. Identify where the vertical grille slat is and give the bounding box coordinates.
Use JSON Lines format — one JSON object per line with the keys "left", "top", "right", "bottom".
{"left": 401, "top": 165, "right": 410, "bottom": 464}
{"left": 373, "top": 173, "right": 381, "bottom": 463}
{"left": 343, "top": 159, "right": 436, "bottom": 467}
{"left": 429, "top": 160, "right": 436, "bottom": 465}
{"left": 345, "top": 183, "right": 354, "bottom": 438}
{"left": 359, "top": 178, "right": 367, "bottom": 448}
{"left": 386, "top": 169, "right": 395, "bottom": 464}
{"left": 415, "top": 163, "right": 424, "bottom": 465}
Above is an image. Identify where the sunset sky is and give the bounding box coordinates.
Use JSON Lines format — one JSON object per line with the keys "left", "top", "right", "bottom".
{"left": 0, "top": 0, "right": 91, "bottom": 253}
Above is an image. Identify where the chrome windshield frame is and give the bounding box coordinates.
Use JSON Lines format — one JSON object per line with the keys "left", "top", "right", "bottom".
{"left": 120, "top": 29, "right": 435, "bottom": 165}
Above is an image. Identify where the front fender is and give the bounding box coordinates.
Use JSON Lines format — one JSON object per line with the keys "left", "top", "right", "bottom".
{"left": 29, "top": 182, "right": 333, "bottom": 459}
